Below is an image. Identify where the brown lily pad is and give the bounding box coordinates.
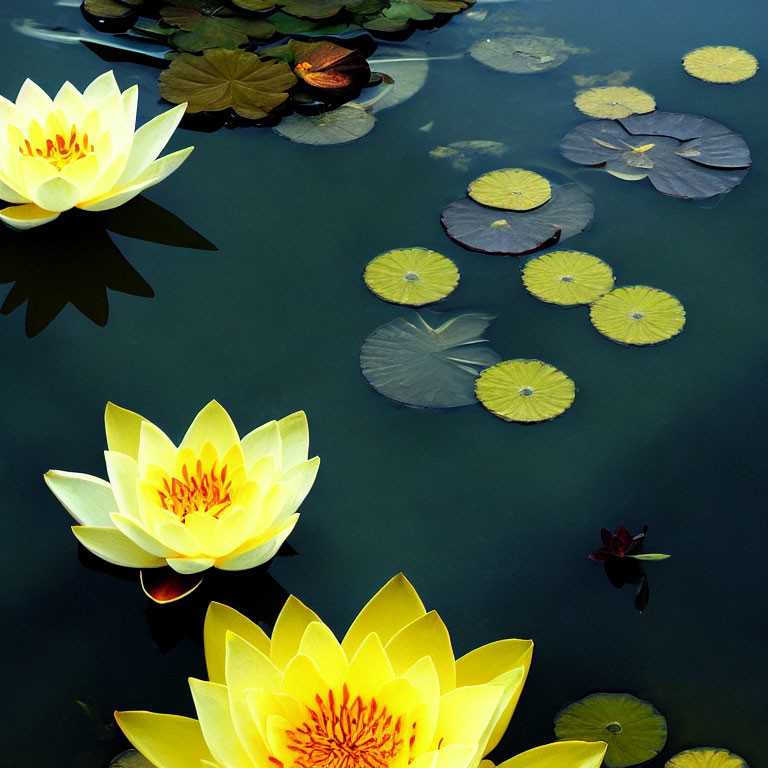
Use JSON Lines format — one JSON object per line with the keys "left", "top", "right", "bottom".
{"left": 279, "top": 0, "right": 344, "bottom": 20}
{"left": 159, "top": 48, "right": 297, "bottom": 118}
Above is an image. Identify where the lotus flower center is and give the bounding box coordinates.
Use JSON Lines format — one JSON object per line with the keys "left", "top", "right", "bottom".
{"left": 18, "top": 124, "right": 94, "bottom": 170}
{"left": 403, "top": 271, "right": 420, "bottom": 282}
{"left": 278, "top": 685, "right": 406, "bottom": 768}
{"left": 157, "top": 459, "right": 232, "bottom": 521}
{"left": 630, "top": 311, "right": 644, "bottom": 320}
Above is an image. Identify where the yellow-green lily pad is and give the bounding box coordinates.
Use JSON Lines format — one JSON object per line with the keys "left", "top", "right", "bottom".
{"left": 666, "top": 748, "right": 750, "bottom": 768}
{"left": 555, "top": 693, "right": 668, "bottom": 768}
{"left": 159, "top": 48, "right": 297, "bottom": 118}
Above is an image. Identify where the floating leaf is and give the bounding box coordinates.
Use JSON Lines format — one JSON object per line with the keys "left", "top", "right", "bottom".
{"left": 159, "top": 48, "right": 296, "bottom": 118}
{"left": 629, "top": 553, "right": 671, "bottom": 561}
{"left": 560, "top": 111, "right": 751, "bottom": 198}
{"left": 364, "top": 248, "right": 459, "bottom": 306}
{"left": 522, "top": 250, "right": 614, "bottom": 306}
{"left": 429, "top": 140, "right": 507, "bottom": 172}
{"left": 470, "top": 36, "right": 581, "bottom": 74}
{"left": 279, "top": 0, "right": 344, "bottom": 19}
{"left": 574, "top": 86, "right": 656, "bottom": 119}
{"left": 232, "top": 0, "right": 277, "bottom": 9}
{"left": 475, "top": 360, "right": 575, "bottom": 423}
{"left": 266, "top": 40, "right": 370, "bottom": 94}
{"left": 666, "top": 748, "right": 750, "bottom": 768}
{"left": 161, "top": 2, "right": 275, "bottom": 50}
{"left": 590, "top": 286, "right": 685, "bottom": 346}
{"left": 354, "top": 47, "right": 429, "bottom": 113}
{"left": 110, "top": 750, "right": 157, "bottom": 768}
{"left": 360, "top": 310, "right": 501, "bottom": 409}
{"left": 468, "top": 168, "right": 551, "bottom": 211}
{"left": 441, "top": 183, "right": 594, "bottom": 256}
{"left": 274, "top": 104, "right": 375, "bottom": 144}
{"left": 573, "top": 70, "right": 633, "bottom": 88}
{"left": 555, "top": 693, "right": 668, "bottom": 768}
{"left": 83, "top": 0, "right": 144, "bottom": 20}
{"left": 682, "top": 46, "right": 759, "bottom": 83}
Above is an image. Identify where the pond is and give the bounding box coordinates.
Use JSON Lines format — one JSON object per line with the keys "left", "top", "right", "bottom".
{"left": 1, "top": 0, "right": 766, "bottom": 766}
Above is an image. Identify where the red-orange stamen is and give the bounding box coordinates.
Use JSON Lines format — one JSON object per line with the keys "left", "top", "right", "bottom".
{"left": 17, "top": 123, "right": 94, "bottom": 170}
{"left": 157, "top": 460, "right": 232, "bottom": 521}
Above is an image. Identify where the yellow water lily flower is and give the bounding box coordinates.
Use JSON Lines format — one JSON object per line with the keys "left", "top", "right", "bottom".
{"left": 480, "top": 740, "right": 608, "bottom": 768}
{"left": 116, "top": 574, "right": 534, "bottom": 768}
{"left": 45, "top": 401, "right": 319, "bottom": 578}
{"left": 0, "top": 71, "right": 193, "bottom": 230}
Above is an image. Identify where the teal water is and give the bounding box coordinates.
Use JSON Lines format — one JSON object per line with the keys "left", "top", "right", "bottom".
{"left": 1, "top": 0, "right": 766, "bottom": 766}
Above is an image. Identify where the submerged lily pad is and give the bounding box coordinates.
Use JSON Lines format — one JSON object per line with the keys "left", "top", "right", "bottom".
{"left": 441, "top": 183, "right": 594, "bottom": 256}
{"left": 274, "top": 104, "right": 375, "bottom": 144}
{"left": 475, "top": 360, "right": 575, "bottom": 422}
{"left": 468, "top": 168, "right": 551, "bottom": 211}
{"left": 360, "top": 310, "right": 501, "bottom": 409}
{"left": 574, "top": 86, "right": 656, "bottom": 119}
{"left": 110, "top": 750, "right": 156, "bottom": 768}
{"left": 522, "top": 250, "right": 614, "bottom": 306}
{"left": 159, "top": 48, "right": 297, "bottom": 118}
{"left": 555, "top": 693, "right": 668, "bottom": 768}
{"left": 666, "top": 749, "right": 750, "bottom": 768}
{"left": 470, "top": 35, "right": 584, "bottom": 74}
{"left": 355, "top": 47, "right": 429, "bottom": 113}
{"left": 560, "top": 111, "right": 751, "bottom": 198}
{"left": 364, "top": 248, "right": 459, "bottom": 305}
{"left": 683, "top": 46, "right": 759, "bottom": 83}
{"left": 590, "top": 285, "right": 685, "bottom": 346}
{"left": 573, "top": 70, "right": 633, "bottom": 88}
{"left": 430, "top": 140, "right": 508, "bottom": 171}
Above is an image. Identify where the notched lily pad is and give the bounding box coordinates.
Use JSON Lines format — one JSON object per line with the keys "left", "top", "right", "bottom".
{"left": 560, "top": 111, "right": 751, "bottom": 198}
{"left": 470, "top": 35, "right": 587, "bottom": 74}
{"left": 159, "top": 48, "right": 297, "bottom": 118}
{"left": 555, "top": 693, "right": 668, "bottom": 768}
{"left": 360, "top": 310, "right": 501, "bottom": 409}
{"left": 441, "top": 183, "right": 594, "bottom": 256}
{"left": 274, "top": 104, "right": 375, "bottom": 144}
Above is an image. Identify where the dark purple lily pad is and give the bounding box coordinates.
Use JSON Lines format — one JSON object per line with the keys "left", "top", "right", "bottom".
{"left": 560, "top": 111, "right": 751, "bottom": 199}
{"left": 440, "top": 183, "right": 594, "bottom": 256}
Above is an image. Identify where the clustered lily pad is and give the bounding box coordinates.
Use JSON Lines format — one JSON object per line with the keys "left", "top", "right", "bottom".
{"left": 574, "top": 86, "right": 656, "bottom": 119}
{"left": 682, "top": 45, "right": 759, "bottom": 83}
{"left": 469, "top": 35, "right": 588, "bottom": 74}
{"left": 273, "top": 103, "right": 376, "bottom": 143}
{"left": 468, "top": 168, "right": 552, "bottom": 211}
{"left": 666, "top": 749, "right": 750, "bottom": 768}
{"left": 522, "top": 250, "right": 615, "bottom": 306}
{"left": 560, "top": 111, "right": 751, "bottom": 198}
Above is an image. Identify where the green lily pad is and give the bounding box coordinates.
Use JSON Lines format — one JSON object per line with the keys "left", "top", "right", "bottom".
{"left": 280, "top": 0, "right": 345, "bottom": 20}
{"left": 110, "top": 750, "right": 155, "bottom": 768}
{"left": 554, "top": 693, "right": 668, "bottom": 768}
{"left": 232, "top": 0, "right": 277, "bottom": 9}
{"left": 264, "top": 10, "right": 352, "bottom": 33}
{"left": 666, "top": 748, "right": 749, "bottom": 768}
{"left": 360, "top": 310, "right": 501, "bottom": 409}
{"left": 83, "top": 0, "right": 145, "bottom": 19}
{"left": 470, "top": 35, "right": 584, "bottom": 74}
{"left": 161, "top": 2, "right": 275, "bottom": 50}
{"left": 430, "top": 140, "right": 508, "bottom": 172}
{"left": 159, "top": 48, "right": 297, "bottom": 118}
{"left": 274, "top": 104, "right": 375, "bottom": 145}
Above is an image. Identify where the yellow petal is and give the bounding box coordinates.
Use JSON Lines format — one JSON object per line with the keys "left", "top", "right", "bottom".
{"left": 342, "top": 573, "right": 426, "bottom": 658}
{"left": 456, "top": 639, "right": 533, "bottom": 752}
{"left": 53, "top": 81, "right": 88, "bottom": 125}
{"left": 111, "top": 513, "right": 176, "bottom": 558}
{"left": 18, "top": 155, "right": 56, "bottom": 195}
{"left": 83, "top": 70, "right": 121, "bottom": 105}
{"left": 411, "top": 745, "right": 478, "bottom": 768}
{"left": 214, "top": 515, "right": 298, "bottom": 571}
{"left": 105, "top": 401, "right": 146, "bottom": 459}
{"left": 72, "top": 525, "right": 165, "bottom": 568}
{"left": 204, "top": 601, "right": 271, "bottom": 684}
{"left": 432, "top": 684, "right": 505, "bottom": 752}
{"left": 282, "top": 457, "right": 320, "bottom": 512}
{"left": 115, "top": 711, "right": 214, "bottom": 768}
{"left": 31, "top": 175, "right": 80, "bottom": 212}
{"left": 189, "top": 679, "right": 254, "bottom": 768}
{"left": 208, "top": 506, "right": 249, "bottom": 558}
{"left": 297, "top": 621, "right": 347, "bottom": 689}
{"left": 104, "top": 450, "right": 141, "bottom": 522}
{"left": 15, "top": 78, "right": 53, "bottom": 119}
{"left": 156, "top": 520, "right": 199, "bottom": 556}
{"left": 270, "top": 595, "right": 322, "bottom": 670}
{"left": 0, "top": 175, "right": 30, "bottom": 204}
{"left": 240, "top": 420, "right": 281, "bottom": 474}
{"left": 494, "top": 741, "right": 608, "bottom": 768}
{"left": 277, "top": 411, "right": 309, "bottom": 471}
{"left": 0, "top": 203, "right": 58, "bottom": 229}
{"left": 400, "top": 656, "right": 440, "bottom": 752}
{"left": 60, "top": 153, "right": 100, "bottom": 198}
{"left": 122, "top": 84, "right": 139, "bottom": 131}
{"left": 166, "top": 556, "right": 215, "bottom": 574}
{"left": 281, "top": 653, "right": 329, "bottom": 706}
{"left": 385, "top": 611, "right": 456, "bottom": 693}
{"left": 179, "top": 400, "right": 239, "bottom": 456}
{"left": 343, "top": 632, "right": 395, "bottom": 701}
{"left": 44, "top": 470, "right": 118, "bottom": 527}
{"left": 137, "top": 420, "right": 178, "bottom": 473}
{"left": 226, "top": 630, "right": 282, "bottom": 692}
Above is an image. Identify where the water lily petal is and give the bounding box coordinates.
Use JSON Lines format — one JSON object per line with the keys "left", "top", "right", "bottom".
{"left": 111, "top": 513, "right": 176, "bottom": 558}
{"left": 241, "top": 420, "right": 281, "bottom": 474}
{"left": 343, "top": 632, "right": 395, "bottom": 701}
{"left": 277, "top": 411, "right": 309, "bottom": 470}
{"left": 206, "top": 506, "right": 247, "bottom": 557}
{"left": 189, "top": 679, "right": 255, "bottom": 768}
{"left": 105, "top": 401, "right": 146, "bottom": 459}
{"left": 297, "top": 621, "right": 347, "bottom": 688}
{"left": 31, "top": 175, "right": 81, "bottom": 212}
{"left": 60, "top": 153, "right": 100, "bottom": 196}
{"left": 456, "top": 640, "right": 534, "bottom": 752}
{"left": 43, "top": 470, "right": 118, "bottom": 526}
{"left": 78, "top": 146, "right": 193, "bottom": 211}
{"left": 18, "top": 155, "right": 56, "bottom": 193}
{"left": 104, "top": 450, "right": 141, "bottom": 522}
{"left": 0, "top": 175, "right": 30, "bottom": 204}
{"left": 72, "top": 525, "right": 165, "bottom": 568}
{"left": 141, "top": 568, "right": 203, "bottom": 604}
{"left": 0, "top": 203, "right": 58, "bottom": 229}
{"left": 386, "top": 611, "right": 456, "bottom": 693}
{"left": 269, "top": 594, "right": 322, "bottom": 670}
{"left": 433, "top": 684, "right": 505, "bottom": 751}
{"left": 226, "top": 631, "right": 282, "bottom": 694}
{"left": 342, "top": 573, "right": 426, "bottom": 658}
{"left": 494, "top": 741, "right": 608, "bottom": 768}
{"left": 214, "top": 516, "right": 297, "bottom": 571}
{"left": 115, "top": 712, "right": 215, "bottom": 768}
{"left": 205, "top": 602, "right": 271, "bottom": 683}
{"left": 0, "top": 94, "right": 26, "bottom": 128}
{"left": 178, "top": 400, "right": 239, "bottom": 456}
{"left": 15, "top": 78, "right": 53, "bottom": 119}
{"left": 400, "top": 656, "right": 440, "bottom": 751}
{"left": 411, "top": 745, "right": 478, "bottom": 768}
{"left": 282, "top": 457, "right": 320, "bottom": 511}
{"left": 122, "top": 84, "right": 139, "bottom": 132}
{"left": 53, "top": 81, "right": 87, "bottom": 125}
{"left": 281, "top": 653, "right": 329, "bottom": 705}
{"left": 156, "top": 521, "right": 200, "bottom": 556}
{"left": 83, "top": 70, "right": 121, "bottom": 106}
{"left": 166, "top": 556, "right": 215, "bottom": 574}
{"left": 138, "top": 420, "right": 178, "bottom": 473}
{"left": 117, "top": 103, "right": 187, "bottom": 186}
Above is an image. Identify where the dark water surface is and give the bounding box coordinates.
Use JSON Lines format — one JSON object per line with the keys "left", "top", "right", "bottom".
{"left": 1, "top": 0, "right": 766, "bottom": 766}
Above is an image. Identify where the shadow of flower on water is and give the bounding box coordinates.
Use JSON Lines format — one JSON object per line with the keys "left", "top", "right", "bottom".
{"left": 0, "top": 195, "right": 216, "bottom": 337}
